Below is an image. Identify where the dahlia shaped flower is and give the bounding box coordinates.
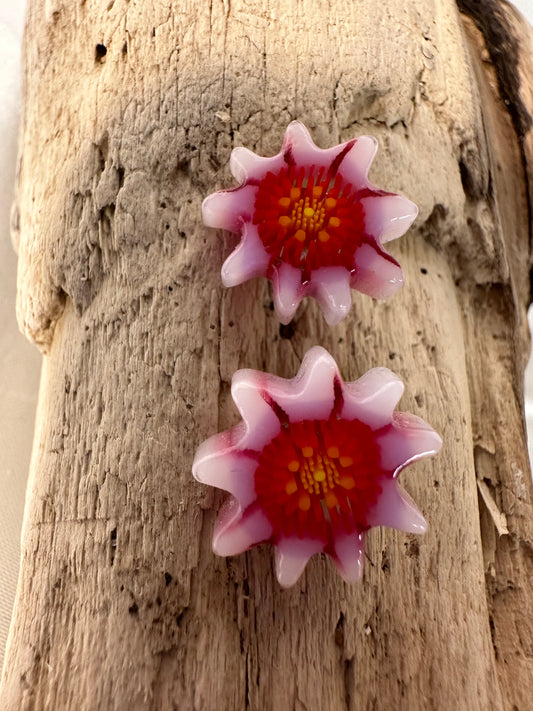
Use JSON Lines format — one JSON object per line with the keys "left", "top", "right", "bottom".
{"left": 193, "top": 347, "right": 441, "bottom": 587}
{"left": 202, "top": 122, "right": 417, "bottom": 325}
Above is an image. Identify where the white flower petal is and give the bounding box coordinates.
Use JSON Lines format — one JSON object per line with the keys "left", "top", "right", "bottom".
{"left": 336, "top": 135, "right": 378, "bottom": 188}
{"left": 283, "top": 121, "right": 354, "bottom": 171}
{"left": 202, "top": 185, "right": 257, "bottom": 231}
{"left": 361, "top": 194, "right": 418, "bottom": 243}
{"left": 331, "top": 530, "right": 366, "bottom": 582}
{"left": 274, "top": 536, "right": 324, "bottom": 587}
{"left": 213, "top": 502, "right": 273, "bottom": 556}
{"left": 351, "top": 242, "right": 404, "bottom": 299}
{"left": 282, "top": 121, "right": 318, "bottom": 160}
{"left": 231, "top": 370, "right": 282, "bottom": 451}
{"left": 309, "top": 267, "right": 352, "bottom": 326}
{"left": 341, "top": 367, "right": 404, "bottom": 429}
{"left": 192, "top": 434, "right": 258, "bottom": 507}
{"left": 230, "top": 146, "right": 285, "bottom": 183}
{"left": 221, "top": 223, "right": 270, "bottom": 287}
{"left": 376, "top": 412, "right": 443, "bottom": 474}
{"left": 264, "top": 346, "right": 339, "bottom": 423}
{"left": 271, "top": 262, "right": 304, "bottom": 324}
{"left": 365, "top": 478, "right": 427, "bottom": 533}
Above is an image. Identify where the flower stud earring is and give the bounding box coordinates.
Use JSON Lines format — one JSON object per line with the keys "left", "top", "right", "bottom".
{"left": 193, "top": 347, "right": 441, "bottom": 587}
{"left": 202, "top": 122, "right": 418, "bottom": 325}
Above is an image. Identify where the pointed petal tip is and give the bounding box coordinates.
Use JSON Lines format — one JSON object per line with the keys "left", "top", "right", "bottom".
{"left": 229, "top": 146, "right": 254, "bottom": 183}
{"left": 363, "top": 193, "right": 418, "bottom": 244}
{"left": 229, "top": 371, "right": 282, "bottom": 451}
{"left": 201, "top": 193, "right": 222, "bottom": 229}
{"left": 407, "top": 197, "right": 419, "bottom": 219}
{"left": 322, "top": 306, "right": 350, "bottom": 326}
{"left": 377, "top": 416, "right": 442, "bottom": 475}
{"left": 221, "top": 249, "right": 266, "bottom": 288}
{"left": 192, "top": 429, "right": 234, "bottom": 484}
{"left": 277, "top": 312, "right": 294, "bottom": 326}
{"left": 352, "top": 242, "right": 404, "bottom": 299}
{"left": 396, "top": 489, "right": 428, "bottom": 534}
{"left": 424, "top": 430, "right": 443, "bottom": 457}
{"left": 259, "top": 345, "right": 340, "bottom": 425}
{"left": 273, "top": 300, "right": 300, "bottom": 325}
{"left": 192, "top": 441, "right": 258, "bottom": 506}
{"left": 332, "top": 532, "right": 365, "bottom": 583}
{"left": 353, "top": 133, "right": 379, "bottom": 170}
{"left": 275, "top": 563, "right": 303, "bottom": 589}
{"left": 220, "top": 224, "right": 270, "bottom": 287}
{"left": 393, "top": 412, "right": 443, "bottom": 457}
{"left": 378, "top": 269, "right": 405, "bottom": 299}
{"left": 362, "top": 134, "right": 379, "bottom": 148}
{"left": 213, "top": 507, "right": 273, "bottom": 557}
{"left": 310, "top": 267, "right": 352, "bottom": 325}
{"left": 336, "top": 561, "right": 364, "bottom": 584}
{"left": 271, "top": 263, "right": 304, "bottom": 323}
{"left": 413, "top": 514, "right": 428, "bottom": 535}
{"left": 401, "top": 509, "right": 428, "bottom": 535}
{"left": 191, "top": 455, "right": 207, "bottom": 484}
{"left": 336, "top": 134, "right": 379, "bottom": 188}
{"left": 220, "top": 257, "right": 242, "bottom": 287}
{"left": 284, "top": 120, "right": 313, "bottom": 141}
{"left": 367, "top": 479, "right": 428, "bottom": 534}
{"left": 213, "top": 529, "right": 247, "bottom": 557}
{"left": 341, "top": 367, "right": 405, "bottom": 429}
{"left": 384, "top": 198, "right": 418, "bottom": 241}
{"left": 275, "top": 537, "right": 324, "bottom": 587}
{"left": 288, "top": 345, "right": 339, "bottom": 378}
{"left": 202, "top": 184, "right": 258, "bottom": 232}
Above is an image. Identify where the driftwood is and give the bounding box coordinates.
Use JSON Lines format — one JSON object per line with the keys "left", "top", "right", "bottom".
{"left": 2, "top": 0, "right": 533, "bottom": 709}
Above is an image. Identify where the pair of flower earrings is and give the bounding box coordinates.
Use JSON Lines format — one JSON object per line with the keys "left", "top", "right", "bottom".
{"left": 193, "top": 122, "right": 442, "bottom": 587}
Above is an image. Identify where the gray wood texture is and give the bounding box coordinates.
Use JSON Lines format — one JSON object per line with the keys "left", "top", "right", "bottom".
{"left": 2, "top": 0, "right": 533, "bottom": 709}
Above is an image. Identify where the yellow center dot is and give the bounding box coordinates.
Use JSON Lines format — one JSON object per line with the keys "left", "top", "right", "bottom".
{"left": 324, "top": 197, "right": 337, "bottom": 209}
{"left": 288, "top": 460, "right": 300, "bottom": 472}
{"left": 303, "top": 207, "right": 314, "bottom": 218}
{"left": 327, "top": 446, "right": 339, "bottom": 458}
{"left": 290, "top": 187, "right": 301, "bottom": 200}
{"left": 278, "top": 197, "right": 291, "bottom": 208}
{"left": 313, "top": 469, "right": 326, "bottom": 483}
{"left": 318, "top": 230, "right": 330, "bottom": 243}
{"left": 339, "top": 456, "right": 353, "bottom": 468}
{"left": 329, "top": 216, "right": 341, "bottom": 228}
{"left": 294, "top": 229, "right": 306, "bottom": 242}
{"left": 325, "top": 492, "right": 339, "bottom": 509}
{"left": 298, "top": 493, "right": 311, "bottom": 511}
{"left": 302, "top": 446, "right": 314, "bottom": 458}
{"left": 285, "top": 479, "right": 298, "bottom": 495}
{"left": 278, "top": 216, "right": 292, "bottom": 227}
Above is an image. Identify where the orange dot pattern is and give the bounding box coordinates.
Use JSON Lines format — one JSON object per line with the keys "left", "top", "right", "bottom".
{"left": 254, "top": 416, "right": 385, "bottom": 543}
{"left": 253, "top": 165, "right": 366, "bottom": 282}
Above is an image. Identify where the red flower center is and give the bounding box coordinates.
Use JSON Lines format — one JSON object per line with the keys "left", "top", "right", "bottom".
{"left": 253, "top": 166, "right": 365, "bottom": 281}
{"left": 254, "top": 417, "right": 384, "bottom": 542}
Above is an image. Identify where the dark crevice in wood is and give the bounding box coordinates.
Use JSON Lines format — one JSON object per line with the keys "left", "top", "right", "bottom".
{"left": 457, "top": 0, "right": 531, "bottom": 138}
{"left": 457, "top": 0, "right": 533, "bottom": 281}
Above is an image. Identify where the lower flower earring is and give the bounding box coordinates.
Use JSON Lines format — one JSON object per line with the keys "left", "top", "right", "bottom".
{"left": 192, "top": 346, "right": 442, "bottom": 587}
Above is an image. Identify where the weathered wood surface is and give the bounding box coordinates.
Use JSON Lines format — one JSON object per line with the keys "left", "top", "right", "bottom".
{"left": 2, "top": 0, "right": 533, "bottom": 709}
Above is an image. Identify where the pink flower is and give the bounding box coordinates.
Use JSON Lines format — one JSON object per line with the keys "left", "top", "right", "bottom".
{"left": 202, "top": 122, "right": 417, "bottom": 325}
{"left": 192, "top": 347, "right": 442, "bottom": 587}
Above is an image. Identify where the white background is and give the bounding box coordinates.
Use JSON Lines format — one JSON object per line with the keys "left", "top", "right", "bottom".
{"left": 0, "top": 2, "right": 41, "bottom": 671}
{"left": 1, "top": 0, "right": 533, "bottom": 670}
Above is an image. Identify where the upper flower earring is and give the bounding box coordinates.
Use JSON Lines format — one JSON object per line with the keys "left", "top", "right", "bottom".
{"left": 193, "top": 346, "right": 442, "bottom": 587}
{"left": 202, "top": 121, "right": 418, "bottom": 325}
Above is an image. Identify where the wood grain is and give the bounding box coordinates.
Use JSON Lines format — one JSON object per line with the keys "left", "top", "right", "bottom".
{"left": 2, "top": 0, "right": 533, "bottom": 709}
